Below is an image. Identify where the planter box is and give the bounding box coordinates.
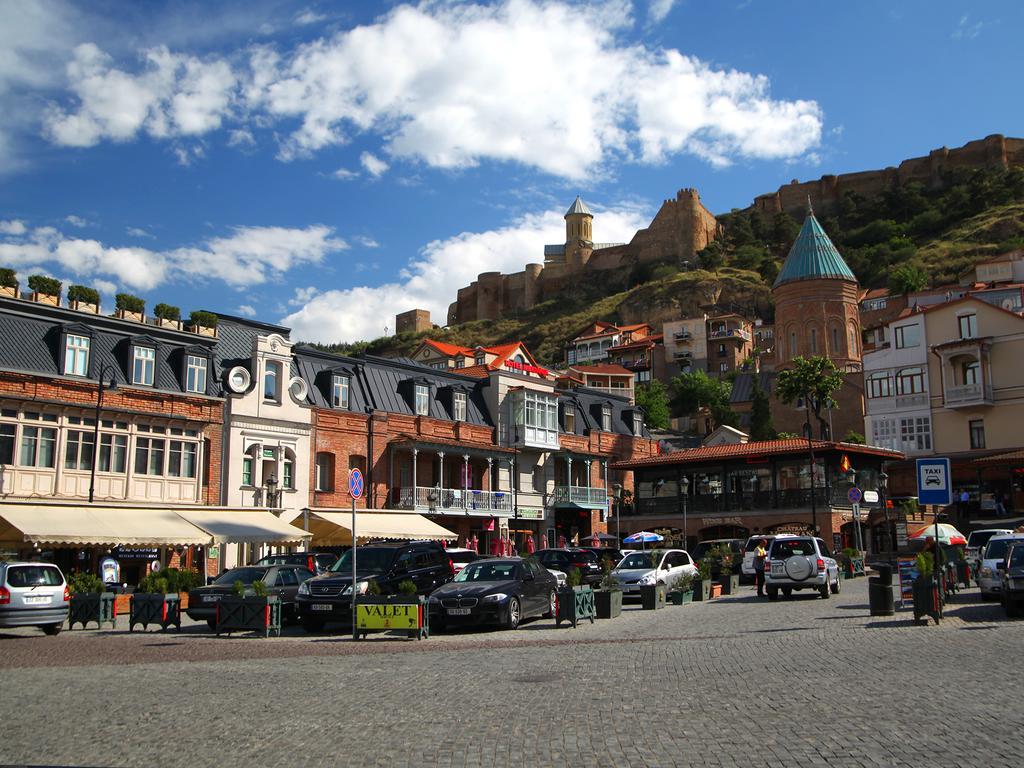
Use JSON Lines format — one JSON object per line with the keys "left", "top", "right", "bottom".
{"left": 70, "top": 300, "right": 99, "bottom": 314}
{"left": 354, "top": 594, "right": 429, "bottom": 640}
{"left": 556, "top": 585, "right": 595, "bottom": 628}
{"left": 594, "top": 588, "right": 623, "bottom": 619}
{"left": 692, "top": 579, "right": 713, "bottom": 602}
{"left": 912, "top": 576, "right": 941, "bottom": 624}
{"left": 31, "top": 291, "right": 60, "bottom": 306}
{"left": 640, "top": 583, "right": 666, "bottom": 610}
{"left": 69, "top": 592, "right": 117, "bottom": 630}
{"left": 669, "top": 590, "right": 694, "bottom": 605}
{"left": 114, "top": 309, "right": 144, "bottom": 322}
{"left": 215, "top": 595, "right": 282, "bottom": 637}
{"left": 0, "top": 286, "right": 16, "bottom": 299}
{"left": 129, "top": 593, "right": 181, "bottom": 632}
{"left": 188, "top": 324, "right": 217, "bottom": 338}
{"left": 844, "top": 558, "right": 866, "bottom": 578}
{"left": 709, "top": 583, "right": 723, "bottom": 599}
{"left": 720, "top": 574, "right": 740, "bottom": 595}
{"left": 153, "top": 317, "right": 182, "bottom": 330}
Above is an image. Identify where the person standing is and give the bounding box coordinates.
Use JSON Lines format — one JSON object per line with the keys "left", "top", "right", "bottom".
{"left": 753, "top": 538, "right": 768, "bottom": 597}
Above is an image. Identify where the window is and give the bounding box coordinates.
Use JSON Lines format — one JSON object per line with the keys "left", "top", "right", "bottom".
{"left": 632, "top": 412, "right": 643, "bottom": 435}
{"left": 789, "top": 331, "right": 797, "bottom": 357}
{"left": 849, "top": 325, "right": 858, "bottom": 356}
{"left": 899, "top": 417, "right": 932, "bottom": 452}
{"left": 186, "top": 355, "right": 207, "bottom": 394}
{"left": 134, "top": 437, "right": 166, "bottom": 475}
{"left": 332, "top": 374, "right": 350, "bottom": 409}
{"left": 475, "top": 353, "right": 485, "bottom": 366}
{"left": 564, "top": 407, "right": 575, "bottom": 434}
{"left": 969, "top": 420, "right": 986, "bottom": 449}
{"left": 264, "top": 361, "right": 280, "bottom": 401}
{"left": 64, "top": 335, "right": 90, "bottom": 376}
{"left": 242, "top": 456, "right": 254, "bottom": 486}
{"left": 315, "top": 452, "right": 334, "bottom": 491}
{"left": 167, "top": 440, "right": 197, "bottom": 478}
{"left": 894, "top": 324, "right": 920, "bottom": 349}
{"left": 871, "top": 418, "right": 897, "bottom": 450}
{"left": 282, "top": 452, "right": 294, "bottom": 489}
{"left": 895, "top": 367, "right": 925, "bottom": 395}
{"left": 455, "top": 357, "right": 465, "bottom": 369}
{"left": 98, "top": 434, "right": 127, "bottom": 473}
{"left": 18, "top": 426, "right": 56, "bottom": 467}
{"left": 63, "top": 430, "right": 95, "bottom": 470}
{"left": 453, "top": 391, "right": 467, "bottom": 421}
{"left": 963, "top": 361, "right": 980, "bottom": 386}
{"left": 601, "top": 405, "right": 612, "bottom": 432}
{"left": 511, "top": 390, "right": 559, "bottom": 446}
{"left": 133, "top": 346, "right": 155, "bottom": 385}
{"left": 867, "top": 372, "right": 892, "bottom": 398}
{"left": 0, "top": 423, "right": 14, "bottom": 464}
{"left": 635, "top": 369, "right": 651, "bottom": 383}
{"left": 717, "top": 343, "right": 727, "bottom": 357}
{"left": 958, "top": 314, "right": 977, "bottom": 339}
{"left": 414, "top": 384, "right": 429, "bottom": 416}
{"left": 809, "top": 327, "right": 818, "bottom": 354}
{"left": 719, "top": 362, "right": 729, "bottom": 372}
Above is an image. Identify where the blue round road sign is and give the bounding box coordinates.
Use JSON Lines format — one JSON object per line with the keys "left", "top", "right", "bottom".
{"left": 847, "top": 486, "right": 862, "bottom": 504}
{"left": 348, "top": 468, "right": 364, "bottom": 499}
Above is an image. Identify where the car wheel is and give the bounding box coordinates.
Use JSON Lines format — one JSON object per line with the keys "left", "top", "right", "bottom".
{"left": 41, "top": 623, "right": 62, "bottom": 636}
{"left": 301, "top": 616, "right": 325, "bottom": 633}
{"left": 206, "top": 618, "right": 216, "bottom": 630}
{"left": 504, "top": 597, "right": 521, "bottom": 630}
{"left": 781, "top": 587, "right": 792, "bottom": 598}
{"left": 831, "top": 575, "right": 841, "bottom": 594}
{"left": 542, "top": 590, "right": 557, "bottom": 619}
{"left": 819, "top": 582, "right": 830, "bottom": 599}
{"left": 767, "top": 586, "right": 778, "bottom": 601}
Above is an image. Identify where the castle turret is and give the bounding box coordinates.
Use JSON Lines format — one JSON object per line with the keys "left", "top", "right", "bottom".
{"left": 564, "top": 196, "right": 594, "bottom": 269}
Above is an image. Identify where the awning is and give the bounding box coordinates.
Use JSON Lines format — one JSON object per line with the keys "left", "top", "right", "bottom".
{"left": 304, "top": 509, "right": 458, "bottom": 545}
{"left": 0, "top": 504, "right": 210, "bottom": 547}
{"left": 175, "top": 510, "right": 309, "bottom": 544}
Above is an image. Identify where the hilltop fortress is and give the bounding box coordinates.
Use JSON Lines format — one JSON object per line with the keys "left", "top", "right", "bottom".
{"left": 408, "top": 134, "right": 1024, "bottom": 335}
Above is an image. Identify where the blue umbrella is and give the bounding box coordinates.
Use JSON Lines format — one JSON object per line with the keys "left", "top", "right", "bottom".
{"left": 623, "top": 531, "right": 664, "bottom": 550}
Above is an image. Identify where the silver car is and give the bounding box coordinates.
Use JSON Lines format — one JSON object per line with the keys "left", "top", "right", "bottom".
{"left": 977, "top": 533, "right": 1024, "bottom": 600}
{"left": 0, "top": 562, "right": 69, "bottom": 635}
{"left": 764, "top": 537, "right": 840, "bottom": 600}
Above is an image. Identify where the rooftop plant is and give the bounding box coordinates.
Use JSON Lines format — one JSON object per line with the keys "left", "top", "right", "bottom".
{"left": 115, "top": 293, "right": 145, "bottom": 314}
{"left": 154, "top": 303, "right": 180, "bottom": 321}
{"left": 0, "top": 268, "right": 17, "bottom": 289}
{"left": 27, "top": 274, "right": 61, "bottom": 297}
{"left": 189, "top": 310, "right": 218, "bottom": 329}
{"left": 68, "top": 284, "right": 100, "bottom": 305}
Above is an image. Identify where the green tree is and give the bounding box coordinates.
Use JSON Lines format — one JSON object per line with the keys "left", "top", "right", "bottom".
{"left": 843, "top": 430, "right": 865, "bottom": 445}
{"left": 635, "top": 381, "right": 670, "bottom": 430}
{"left": 749, "top": 377, "right": 776, "bottom": 441}
{"left": 888, "top": 262, "right": 929, "bottom": 295}
{"left": 774, "top": 356, "right": 845, "bottom": 439}
{"left": 670, "top": 370, "right": 737, "bottom": 429}
{"left": 696, "top": 241, "right": 724, "bottom": 271}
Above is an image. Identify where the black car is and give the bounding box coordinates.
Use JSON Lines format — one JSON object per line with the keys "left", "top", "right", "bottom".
{"left": 186, "top": 565, "right": 314, "bottom": 628}
{"left": 578, "top": 547, "right": 625, "bottom": 568}
{"left": 296, "top": 540, "right": 454, "bottom": 632}
{"left": 429, "top": 557, "right": 558, "bottom": 630}
{"left": 252, "top": 551, "right": 339, "bottom": 574}
{"left": 692, "top": 538, "right": 744, "bottom": 578}
{"left": 533, "top": 548, "right": 603, "bottom": 585}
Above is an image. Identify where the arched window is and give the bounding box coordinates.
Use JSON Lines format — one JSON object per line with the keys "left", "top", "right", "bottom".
{"left": 831, "top": 326, "right": 841, "bottom": 356}
{"left": 809, "top": 327, "right": 818, "bottom": 354}
{"left": 848, "top": 323, "right": 859, "bottom": 357}
{"left": 264, "top": 361, "right": 280, "bottom": 401}
{"left": 962, "top": 360, "right": 980, "bottom": 386}
{"left": 282, "top": 448, "right": 295, "bottom": 489}
{"left": 315, "top": 452, "right": 335, "bottom": 492}
{"left": 788, "top": 328, "right": 798, "bottom": 358}
{"left": 896, "top": 367, "right": 925, "bottom": 395}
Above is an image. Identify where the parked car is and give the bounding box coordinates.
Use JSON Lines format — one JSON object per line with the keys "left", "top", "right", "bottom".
{"left": 578, "top": 547, "right": 625, "bottom": 567}
{"left": 977, "top": 533, "right": 1024, "bottom": 600}
{"left": 0, "top": 562, "right": 69, "bottom": 635}
{"left": 533, "top": 548, "right": 603, "bottom": 585}
{"left": 252, "top": 551, "right": 339, "bottom": 574}
{"left": 764, "top": 537, "right": 840, "bottom": 600}
{"left": 429, "top": 557, "right": 558, "bottom": 630}
{"left": 741, "top": 534, "right": 798, "bottom": 578}
{"left": 445, "top": 548, "right": 490, "bottom": 574}
{"left": 966, "top": 528, "right": 1013, "bottom": 574}
{"left": 692, "top": 538, "right": 744, "bottom": 577}
{"left": 611, "top": 549, "right": 697, "bottom": 599}
{"left": 186, "top": 565, "right": 314, "bottom": 628}
{"left": 296, "top": 540, "right": 454, "bottom": 632}
{"left": 999, "top": 542, "right": 1024, "bottom": 618}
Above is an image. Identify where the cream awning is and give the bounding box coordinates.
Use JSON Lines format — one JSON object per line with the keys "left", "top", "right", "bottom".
{"left": 176, "top": 510, "right": 310, "bottom": 544}
{"left": 0, "top": 504, "right": 210, "bottom": 547}
{"left": 305, "top": 510, "right": 458, "bottom": 545}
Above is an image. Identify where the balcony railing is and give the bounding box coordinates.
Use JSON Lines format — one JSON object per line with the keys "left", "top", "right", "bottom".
{"left": 623, "top": 489, "right": 825, "bottom": 517}
{"left": 551, "top": 485, "right": 609, "bottom": 508}
{"left": 866, "top": 392, "right": 929, "bottom": 414}
{"left": 945, "top": 383, "right": 993, "bottom": 408}
{"left": 673, "top": 331, "right": 692, "bottom": 341}
{"left": 709, "top": 328, "right": 751, "bottom": 342}
{"left": 391, "top": 486, "right": 513, "bottom": 515}
{"left": 587, "top": 386, "right": 633, "bottom": 398}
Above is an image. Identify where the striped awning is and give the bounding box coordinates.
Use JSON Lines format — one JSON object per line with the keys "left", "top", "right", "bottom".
{"left": 304, "top": 509, "right": 458, "bottom": 545}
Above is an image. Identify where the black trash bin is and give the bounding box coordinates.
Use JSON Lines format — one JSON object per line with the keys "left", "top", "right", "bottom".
{"left": 868, "top": 564, "right": 895, "bottom": 616}
{"left": 874, "top": 563, "right": 894, "bottom": 586}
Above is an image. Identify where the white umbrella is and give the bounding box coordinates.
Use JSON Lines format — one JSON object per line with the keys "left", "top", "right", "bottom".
{"left": 909, "top": 523, "right": 967, "bottom": 546}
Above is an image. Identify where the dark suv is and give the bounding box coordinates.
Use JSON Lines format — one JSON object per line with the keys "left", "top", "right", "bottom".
{"left": 296, "top": 541, "right": 454, "bottom": 632}
{"left": 533, "top": 548, "right": 603, "bottom": 585}
{"left": 252, "top": 552, "right": 338, "bottom": 574}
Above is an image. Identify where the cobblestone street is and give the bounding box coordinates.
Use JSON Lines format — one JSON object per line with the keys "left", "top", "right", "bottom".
{"left": 2, "top": 579, "right": 1021, "bottom": 768}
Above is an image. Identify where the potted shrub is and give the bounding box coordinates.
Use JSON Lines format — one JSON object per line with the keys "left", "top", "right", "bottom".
{"left": 188, "top": 309, "right": 219, "bottom": 337}
{"left": 67, "top": 284, "right": 100, "bottom": 313}
{"left": 693, "top": 559, "right": 713, "bottom": 601}
{"left": 710, "top": 544, "right": 740, "bottom": 595}
{"left": 153, "top": 302, "right": 181, "bottom": 329}
{"left": 669, "top": 572, "right": 695, "bottom": 605}
{"left": 215, "top": 579, "right": 282, "bottom": 637}
{"left": 912, "top": 551, "right": 941, "bottom": 625}
{"left": 354, "top": 578, "right": 429, "bottom": 640}
{"left": 115, "top": 293, "right": 146, "bottom": 321}
{"left": 129, "top": 572, "right": 182, "bottom": 632}
{"left": 841, "top": 547, "right": 865, "bottom": 578}
{"left": 593, "top": 557, "right": 623, "bottom": 619}
{"left": 0, "top": 268, "right": 18, "bottom": 298}
{"left": 27, "top": 274, "right": 61, "bottom": 305}
{"left": 68, "top": 572, "right": 116, "bottom": 630}
{"left": 556, "top": 567, "right": 596, "bottom": 628}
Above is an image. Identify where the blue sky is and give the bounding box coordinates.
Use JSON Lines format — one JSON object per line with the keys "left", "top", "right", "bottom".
{"left": 0, "top": 0, "right": 1019, "bottom": 343}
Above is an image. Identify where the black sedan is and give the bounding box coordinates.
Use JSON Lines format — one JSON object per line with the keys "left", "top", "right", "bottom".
{"left": 533, "top": 548, "right": 603, "bottom": 585}
{"left": 429, "top": 558, "right": 557, "bottom": 631}
{"left": 186, "top": 565, "right": 314, "bottom": 628}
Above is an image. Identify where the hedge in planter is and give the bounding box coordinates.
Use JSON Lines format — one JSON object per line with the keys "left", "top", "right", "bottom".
{"left": 912, "top": 552, "right": 942, "bottom": 625}
{"left": 129, "top": 573, "right": 181, "bottom": 632}
{"left": 354, "top": 581, "right": 429, "bottom": 640}
{"left": 68, "top": 284, "right": 100, "bottom": 309}
{"left": 189, "top": 310, "right": 218, "bottom": 335}
{"left": 692, "top": 560, "right": 713, "bottom": 602}
{"left": 115, "top": 292, "right": 145, "bottom": 316}
{"left": 28, "top": 274, "right": 61, "bottom": 302}
{"left": 0, "top": 267, "right": 17, "bottom": 292}
{"left": 67, "top": 572, "right": 116, "bottom": 630}
{"left": 215, "top": 581, "right": 282, "bottom": 637}
{"left": 669, "top": 573, "right": 695, "bottom": 605}
{"left": 556, "top": 570, "right": 596, "bottom": 627}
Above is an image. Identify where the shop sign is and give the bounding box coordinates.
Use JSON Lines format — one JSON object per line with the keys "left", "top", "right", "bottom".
{"left": 100, "top": 557, "right": 120, "bottom": 584}
{"left": 208, "top": 546, "right": 220, "bottom": 559}
{"left": 767, "top": 522, "right": 815, "bottom": 535}
{"left": 516, "top": 508, "right": 544, "bottom": 520}
{"left": 699, "top": 516, "right": 744, "bottom": 527}
{"left": 263, "top": 447, "right": 276, "bottom": 459}
{"left": 356, "top": 603, "right": 422, "bottom": 631}
{"left": 504, "top": 359, "right": 550, "bottom": 376}
{"left": 114, "top": 546, "right": 159, "bottom": 560}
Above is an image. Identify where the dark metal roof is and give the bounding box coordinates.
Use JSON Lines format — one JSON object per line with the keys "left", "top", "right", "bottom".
{"left": 729, "top": 371, "right": 775, "bottom": 404}
{"left": 560, "top": 387, "right": 650, "bottom": 439}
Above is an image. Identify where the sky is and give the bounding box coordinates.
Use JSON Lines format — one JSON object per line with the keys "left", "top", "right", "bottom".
{"left": 0, "top": 0, "right": 1020, "bottom": 344}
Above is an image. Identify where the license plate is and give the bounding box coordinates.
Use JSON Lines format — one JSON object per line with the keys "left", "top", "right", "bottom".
{"left": 203, "top": 595, "right": 221, "bottom": 603}
{"left": 310, "top": 604, "right": 333, "bottom": 612}
{"left": 771, "top": 563, "right": 783, "bottom": 574}
{"left": 447, "top": 607, "right": 471, "bottom": 616}
{"left": 24, "top": 595, "right": 51, "bottom": 605}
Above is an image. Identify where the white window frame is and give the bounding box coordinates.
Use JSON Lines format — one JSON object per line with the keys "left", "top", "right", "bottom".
{"left": 332, "top": 374, "right": 350, "bottom": 409}
{"left": 315, "top": 452, "right": 334, "bottom": 492}
{"left": 601, "top": 405, "right": 612, "bottom": 432}
{"left": 414, "top": 384, "right": 429, "bottom": 416}
{"left": 64, "top": 335, "right": 90, "bottom": 377}
{"left": 632, "top": 412, "right": 643, "bottom": 435}
{"left": 453, "top": 391, "right": 467, "bottom": 422}
{"left": 958, "top": 313, "right": 977, "bottom": 340}
{"left": 186, "top": 355, "right": 207, "bottom": 394}
{"left": 264, "top": 361, "right": 281, "bottom": 401}
{"left": 133, "top": 346, "right": 155, "bottom": 386}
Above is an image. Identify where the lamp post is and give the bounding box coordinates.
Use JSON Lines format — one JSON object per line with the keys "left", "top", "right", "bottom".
{"left": 846, "top": 468, "right": 862, "bottom": 554}
{"left": 681, "top": 475, "right": 690, "bottom": 552}
{"left": 265, "top": 474, "right": 278, "bottom": 509}
{"left": 88, "top": 364, "right": 118, "bottom": 504}
{"left": 804, "top": 399, "right": 818, "bottom": 534}
{"left": 879, "top": 471, "right": 891, "bottom": 560}
{"left": 612, "top": 482, "right": 623, "bottom": 544}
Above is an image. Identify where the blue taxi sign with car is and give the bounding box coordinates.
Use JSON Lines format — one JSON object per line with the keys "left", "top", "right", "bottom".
{"left": 348, "top": 468, "right": 364, "bottom": 499}
{"left": 916, "top": 458, "right": 951, "bottom": 506}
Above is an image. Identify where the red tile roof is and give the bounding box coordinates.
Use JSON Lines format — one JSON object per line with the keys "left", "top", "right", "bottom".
{"left": 973, "top": 448, "right": 1024, "bottom": 466}
{"left": 570, "top": 364, "right": 634, "bottom": 376}
{"left": 422, "top": 339, "right": 474, "bottom": 356}
{"left": 611, "top": 439, "right": 903, "bottom": 469}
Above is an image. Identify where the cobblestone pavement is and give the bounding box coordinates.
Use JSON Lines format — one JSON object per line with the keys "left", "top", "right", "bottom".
{"left": 2, "top": 579, "right": 1022, "bottom": 768}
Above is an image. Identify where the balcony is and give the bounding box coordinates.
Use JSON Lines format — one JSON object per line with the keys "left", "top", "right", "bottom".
{"left": 620, "top": 359, "right": 650, "bottom": 371}
{"left": 673, "top": 330, "right": 693, "bottom": 342}
{"left": 709, "top": 328, "right": 751, "bottom": 342}
{"left": 392, "top": 486, "right": 513, "bottom": 516}
{"left": 944, "top": 383, "right": 993, "bottom": 408}
{"left": 587, "top": 386, "right": 633, "bottom": 400}
{"left": 623, "top": 489, "right": 824, "bottom": 517}
{"left": 673, "top": 350, "right": 693, "bottom": 361}
{"left": 551, "top": 485, "right": 609, "bottom": 509}
{"left": 866, "top": 392, "right": 929, "bottom": 415}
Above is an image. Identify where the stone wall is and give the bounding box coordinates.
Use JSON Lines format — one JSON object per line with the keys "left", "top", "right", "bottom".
{"left": 395, "top": 309, "right": 432, "bottom": 335}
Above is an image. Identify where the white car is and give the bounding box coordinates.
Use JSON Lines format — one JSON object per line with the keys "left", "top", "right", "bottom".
{"left": 0, "top": 561, "right": 69, "bottom": 635}
{"left": 977, "top": 533, "right": 1024, "bottom": 600}
{"left": 741, "top": 534, "right": 798, "bottom": 577}
{"left": 446, "top": 548, "right": 482, "bottom": 574}
{"left": 764, "top": 537, "right": 840, "bottom": 600}
{"left": 611, "top": 549, "right": 697, "bottom": 598}
{"left": 966, "top": 529, "right": 1012, "bottom": 575}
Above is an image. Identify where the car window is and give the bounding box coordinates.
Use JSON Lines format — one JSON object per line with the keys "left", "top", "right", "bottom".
{"left": 296, "top": 568, "right": 315, "bottom": 582}
{"left": 1009, "top": 546, "right": 1024, "bottom": 568}
{"left": 315, "top": 554, "right": 337, "bottom": 568}
{"left": 816, "top": 539, "right": 831, "bottom": 557}
{"left": 332, "top": 548, "right": 394, "bottom": 574}
{"left": 618, "top": 553, "right": 654, "bottom": 570}
{"left": 771, "top": 539, "right": 816, "bottom": 558}
{"left": 985, "top": 539, "right": 1019, "bottom": 560}
{"left": 572, "top": 550, "right": 599, "bottom": 563}
{"left": 214, "top": 567, "right": 267, "bottom": 585}
{"left": 523, "top": 558, "right": 542, "bottom": 578}
{"left": 968, "top": 531, "right": 1003, "bottom": 549}
{"left": 6, "top": 565, "right": 63, "bottom": 587}
{"left": 449, "top": 551, "right": 477, "bottom": 564}
{"left": 277, "top": 569, "right": 298, "bottom": 586}
{"left": 454, "top": 562, "right": 519, "bottom": 582}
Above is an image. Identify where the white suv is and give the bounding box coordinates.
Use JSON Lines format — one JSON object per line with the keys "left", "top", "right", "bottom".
{"left": 0, "top": 562, "right": 69, "bottom": 635}
{"left": 741, "top": 534, "right": 798, "bottom": 578}
{"left": 977, "top": 533, "right": 1024, "bottom": 600}
{"left": 765, "top": 537, "right": 840, "bottom": 600}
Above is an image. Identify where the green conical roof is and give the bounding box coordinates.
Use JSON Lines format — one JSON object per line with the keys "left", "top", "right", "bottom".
{"left": 773, "top": 213, "right": 857, "bottom": 288}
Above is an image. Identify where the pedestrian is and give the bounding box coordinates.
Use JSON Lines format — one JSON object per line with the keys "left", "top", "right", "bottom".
{"left": 959, "top": 488, "right": 970, "bottom": 518}
{"left": 753, "top": 538, "right": 768, "bottom": 597}
{"left": 995, "top": 491, "right": 1006, "bottom": 517}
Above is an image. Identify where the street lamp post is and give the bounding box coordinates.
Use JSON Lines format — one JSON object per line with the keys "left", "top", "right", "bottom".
{"left": 846, "top": 468, "right": 862, "bottom": 554}
{"left": 681, "top": 475, "right": 690, "bottom": 552}
{"left": 804, "top": 399, "right": 818, "bottom": 534}
{"left": 879, "top": 471, "right": 891, "bottom": 560}
{"left": 88, "top": 364, "right": 118, "bottom": 504}
{"left": 612, "top": 482, "right": 623, "bottom": 544}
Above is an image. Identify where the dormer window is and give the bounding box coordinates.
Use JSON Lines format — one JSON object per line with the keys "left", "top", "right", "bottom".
{"left": 185, "top": 354, "right": 207, "bottom": 394}
{"left": 601, "top": 405, "right": 612, "bottom": 432}
{"left": 415, "top": 383, "right": 429, "bottom": 415}
{"left": 133, "top": 346, "right": 155, "bottom": 386}
{"left": 453, "top": 391, "right": 467, "bottom": 421}
{"left": 455, "top": 357, "right": 465, "bottom": 369}
{"left": 264, "top": 361, "right": 281, "bottom": 401}
{"left": 562, "top": 404, "right": 575, "bottom": 434}
{"left": 64, "top": 334, "right": 90, "bottom": 376}
{"left": 332, "top": 374, "right": 350, "bottom": 409}
{"left": 475, "top": 353, "right": 485, "bottom": 366}
{"left": 632, "top": 412, "right": 644, "bottom": 436}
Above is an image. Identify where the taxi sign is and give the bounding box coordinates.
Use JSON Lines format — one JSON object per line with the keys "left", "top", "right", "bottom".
{"left": 916, "top": 458, "right": 951, "bottom": 506}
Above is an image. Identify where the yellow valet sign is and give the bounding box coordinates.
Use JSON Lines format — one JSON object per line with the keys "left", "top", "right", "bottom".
{"left": 356, "top": 601, "right": 422, "bottom": 631}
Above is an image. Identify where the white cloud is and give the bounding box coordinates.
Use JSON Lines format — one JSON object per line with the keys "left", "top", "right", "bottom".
{"left": 331, "top": 166, "right": 358, "bottom": 180}
{"left": 951, "top": 13, "right": 987, "bottom": 40}
{"left": 648, "top": 0, "right": 678, "bottom": 24}
{"left": 65, "top": 214, "right": 89, "bottom": 227}
{"left": 236, "top": 304, "right": 257, "bottom": 317}
{"left": 126, "top": 226, "right": 154, "bottom": 238}
{"left": 295, "top": 10, "right": 326, "bottom": 26}
{"left": 360, "top": 152, "right": 388, "bottom": 178}
{"left": 288, "top": 285, "right": 320, "bottom": 306}
{"left": 354, "top": 235, "right": 380, "bottom": 248}
{"left": 281, "top": 201, "right": 649, "bottom": 343}
{"left": 227, "top": 128, "right": 255, "bottom": 147}
{"left": 0, "top": 220, "right": 27, "bottom": 235}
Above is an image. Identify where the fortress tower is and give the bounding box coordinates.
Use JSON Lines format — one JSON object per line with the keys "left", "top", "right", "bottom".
{"left": 562, "top": 196, "right": 594, "bottom": 269}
